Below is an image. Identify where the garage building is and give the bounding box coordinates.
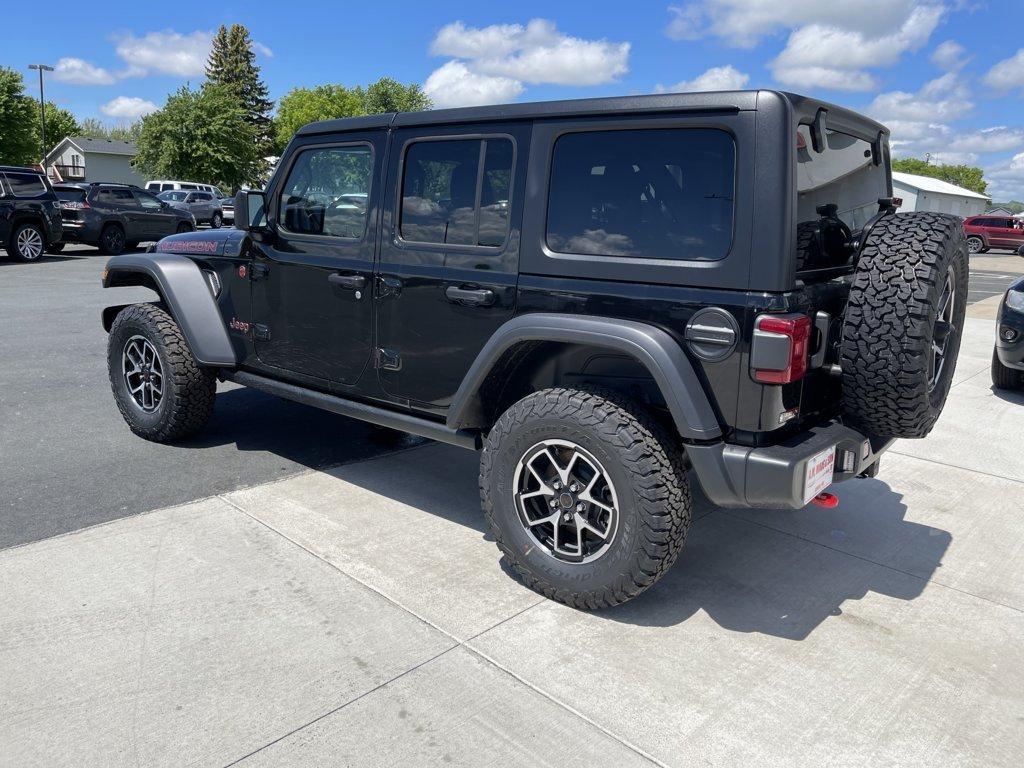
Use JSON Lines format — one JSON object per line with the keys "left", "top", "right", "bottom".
{"left": 892, "top": 171, "right": 990, "bottom": 218}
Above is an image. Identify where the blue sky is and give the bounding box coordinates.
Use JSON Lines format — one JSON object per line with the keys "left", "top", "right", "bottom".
{"left": 6, "top": 0, "right": 1024, "bottom": 199}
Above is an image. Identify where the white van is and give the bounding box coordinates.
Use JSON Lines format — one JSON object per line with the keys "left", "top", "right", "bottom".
{"left": 145, "top": 180, "right": 224, "bottom": 198}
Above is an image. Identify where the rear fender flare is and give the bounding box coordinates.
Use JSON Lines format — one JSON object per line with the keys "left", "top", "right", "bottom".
{"left": 102, "top": 252, "right": 236, "bottom": 366}
{"left": 447, "top": 313, "right": 723, "bottom": 441}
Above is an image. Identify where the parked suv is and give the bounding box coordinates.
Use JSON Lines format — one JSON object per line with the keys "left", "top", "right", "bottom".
{"left": 157, "top": 189, "right": 225, "bottom": 228}
{"left": 100, "top": 91, "right": 968, "bottom": 609}
{"left": 53, "top": 183, "right": 195, "bottom": 255}
{"left": 963, "top": 215, "right": 1024, "bottom": 253}
{"left": 0, "top": 166, "right": 62, "bottom": 261}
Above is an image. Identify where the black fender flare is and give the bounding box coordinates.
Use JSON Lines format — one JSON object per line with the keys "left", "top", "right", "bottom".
{"left": 102, "top": 252, "right": 236, "bottom": 366}
{"left": 446, "top": 313, "right": 723, "bottom": 441}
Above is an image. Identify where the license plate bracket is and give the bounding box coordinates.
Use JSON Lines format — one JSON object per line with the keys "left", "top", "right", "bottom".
{"left": 803, "top": 446, "right": 836, "bottom": 505}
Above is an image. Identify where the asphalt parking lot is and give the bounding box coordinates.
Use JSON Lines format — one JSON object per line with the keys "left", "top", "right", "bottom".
{"left": 2, "top": 244, "right": 1023, "bottom": 766}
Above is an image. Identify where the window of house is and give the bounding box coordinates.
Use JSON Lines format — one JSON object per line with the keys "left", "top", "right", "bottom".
{"left": 546, "top": 128, "right": 735, "bottom": 261}
{"left": 279, "top": 145, "right": 372, "bottom": 239}
{"left": 400, "top": 137, "right": 514, "bottom": 247}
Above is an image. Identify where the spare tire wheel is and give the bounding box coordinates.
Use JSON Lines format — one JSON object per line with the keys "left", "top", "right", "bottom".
{"left": 840, "top": 212, "right": 968, "bottom": 439}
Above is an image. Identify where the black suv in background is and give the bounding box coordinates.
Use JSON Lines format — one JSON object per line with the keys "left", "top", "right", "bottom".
{"left": 101, "top": 91, "right": 968, "bottom": 609}
{"left": 0, "top": 166, "right": 62, "bottom": 262}
{"left": 53, "top": 183, "right": 195, "bottom": 255}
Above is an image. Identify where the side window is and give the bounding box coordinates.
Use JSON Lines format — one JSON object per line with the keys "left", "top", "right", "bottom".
{"left": 279, "top": 145, "right": 372, "bottom": 239}
{"left": 546, "top": 128, "right": 735, "bottom": 261}
{"left": 161, "top": 184, "right": 174, "bottom": 192}
{"left": 134, "top": 190, "right": 162, "bottom": 210}
{"left": 4, "top": 172, "right": 47, "bottom": 198}
{"left": 146, "top": 183, "right": 160, "bottom": 192}
{"left": 400, "top": 137, "right": 514, "bottom": 247}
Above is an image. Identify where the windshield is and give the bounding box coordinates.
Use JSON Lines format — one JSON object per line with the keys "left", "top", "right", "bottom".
{"left": 158, "top": 191, "right": 188, "bottom": 202}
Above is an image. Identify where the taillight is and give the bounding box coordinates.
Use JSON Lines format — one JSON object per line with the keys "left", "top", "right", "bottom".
{"left": 751, "top": 313, "right": 812, "bottom": 384}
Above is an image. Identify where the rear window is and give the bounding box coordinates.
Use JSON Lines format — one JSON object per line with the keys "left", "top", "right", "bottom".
{"left": 146, "top": 183, "right": 160, "bottom": 192}
{"left": 796, "top": 125, "right": 888, "bottom": 230}
{"left": 545, "top": 128, "right": 735, "bottom": 261}
{"left": 54, "top": 187, "right": 86, "bottom": 202}
{"left": 4, "top": 172, "right": 48, "bottom": 198}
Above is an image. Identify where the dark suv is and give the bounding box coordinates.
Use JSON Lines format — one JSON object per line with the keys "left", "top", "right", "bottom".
{"left": 0, "top": 166, "right": 63, "bottom": 261}
{"left": 53, "top": 183, "right": 195, "bottom": 255}
{"left": 99, "top": 91, "right": 968, "bottom": 609}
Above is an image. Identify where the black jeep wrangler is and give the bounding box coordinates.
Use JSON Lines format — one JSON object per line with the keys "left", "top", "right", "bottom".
{"left": 101, "top": 91, "right": 968, "bottom": 609}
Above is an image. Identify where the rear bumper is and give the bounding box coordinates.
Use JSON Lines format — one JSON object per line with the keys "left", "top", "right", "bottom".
{"left": 687, "top": 420, "right": 892, "bottom": 509}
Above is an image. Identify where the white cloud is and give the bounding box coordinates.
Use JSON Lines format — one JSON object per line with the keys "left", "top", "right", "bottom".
{"left": 868, "top": 73, "right": 973, "bottom": 123}
{"left": 423, "top": 61, "right": 524, "bottom": 108}
{"left": 431, "top": 19, "right": 629, "bottom": 87}
{"left": 770, "top": 4, "right": 943, "bottom": 91}
{"left": 931, "top": 40, "right": 967, "bottom": 71}
{"left": 925, "top": 151, "right": 979, "bottom": 165}
{"left": 984, "top": 151, "right": 1024, "bottom": 200}
{"left": 114, "top": 30, "right": 213, "bottom": 77}
{"left": 251, "top": 41, "right": 274, "bottom": 58}
{"left": 665, "top": 1, "right": 937, "bottom": 48}
{"left": 984, "top": 49, "right": 1024, "bottom": 93}
{"left": 657, "top": 65, "right": 750, "bottom": 93}
{"left": 100, "top": 96, "right": 159, "bottom": 119}
{"left": 52, "top": 57, "right": 116, "bottom": 85}
{"left": 948, "top": 127, "right": 1024, "bottom": 154}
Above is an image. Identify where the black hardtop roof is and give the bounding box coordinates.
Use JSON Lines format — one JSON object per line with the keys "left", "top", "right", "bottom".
{"left": 296, "top": 90, "right": 888, "bottom": 139}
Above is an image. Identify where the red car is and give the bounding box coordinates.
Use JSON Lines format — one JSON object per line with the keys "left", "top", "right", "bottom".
{"left": 963, "top": 215, "right": 1024, "bottom": 254}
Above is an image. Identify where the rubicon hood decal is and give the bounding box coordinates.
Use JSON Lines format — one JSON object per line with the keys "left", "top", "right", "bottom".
{"left": 153, "top": 229, "right": 246, "bottom": 257}
{"left": 156, "top": 238, "right": 221, "bottom": 254}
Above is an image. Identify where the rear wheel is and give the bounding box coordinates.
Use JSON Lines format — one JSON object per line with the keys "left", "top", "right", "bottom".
{"left": 98, "top": 224, "right": 125, "bottom": 255}
{"left": 8, "top": 222, "right": 45, "bottom": 261}
{"left": 840, "top": 212, "right": 968, "bottom": 438}
{"left": 966, "top": 235, "right": 985, "bottom": 254}
{"left": 107, "top": 303, "right": 216, "bottom": 442}
{"left": 992, "top": 348, "right": 1023, "bottom": 390}
{"left": 210, "top": 211, "right": 223, "bottom": 229}
{"left": 480, "top": 387, "right": 691, "bottom": 609}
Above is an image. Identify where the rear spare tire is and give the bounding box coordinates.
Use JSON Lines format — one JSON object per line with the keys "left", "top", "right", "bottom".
{"left": 840, "top": 212, "right": 968, "bottom": 439}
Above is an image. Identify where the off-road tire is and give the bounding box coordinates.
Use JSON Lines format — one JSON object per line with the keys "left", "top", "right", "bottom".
{"left": 840, "top": 212, "right": 968, "bottom": 438}
{"left": 480, "top": 387, "right": 692, "bottom": 610}
{"left": 992, "top": 348, "right": 1023, "bottom": 390}
{"left": 107, "top": 303, "right": 216, "bottom": 442}
{"left": 8, "top": 222, "right": 45, "bottom": 261}
{"left": 98, "top": 224, "right": 125, "bottom": 255}
{"left": 795, "top": 221, "right": 817, "bottom": 272}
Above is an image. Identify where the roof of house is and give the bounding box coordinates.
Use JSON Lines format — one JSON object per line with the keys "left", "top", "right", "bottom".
{"left": 44, "top": 136, "right": 138, "bottom": 163}
{"left": 892, "top": 171, "right": 991, "bottom": 201}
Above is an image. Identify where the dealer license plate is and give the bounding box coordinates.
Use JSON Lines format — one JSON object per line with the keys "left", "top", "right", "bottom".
{"left": 803, "top": 446, "right": 836, "bottom": 504}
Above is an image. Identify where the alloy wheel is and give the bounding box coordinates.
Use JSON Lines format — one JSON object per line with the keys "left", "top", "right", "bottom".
{"left": 122, "top": 335, "right": 163, "bottom": 412}
{"left": 16, "top": 227, "right": 43, "bottom": 260}
{"left": 928, "top": 265, "right": 957, "bottom": 392}
{"left": 512, "top": 439, "right": 619, "bottom": 563}
{"left": 966, "top": 237, "right": 981, "bottom": 254}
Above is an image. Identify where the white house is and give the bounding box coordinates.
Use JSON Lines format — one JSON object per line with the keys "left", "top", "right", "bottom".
{"left": 43, "top": 137, "right": 146, "bottom": 187}
{"left": 891, "top": 171, "right": 990, "bottom": 218}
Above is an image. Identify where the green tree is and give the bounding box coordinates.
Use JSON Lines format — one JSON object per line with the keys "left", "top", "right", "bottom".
{"left": 37, "top": 103, "right": 80, "bottom": 149}
{"left": 273, "top": 77, "right": 432, "bottom": 153}
{"left": 133, "top": 84, "right": 263, "bottom": 190}
{"left": 205, "top": 24, "right": 274, "bottom": 156}
{"left": 0, "top": 67, "right": 40, "bottom": 165}
{"left": 79, "top": 117, "right": 143, "bottom": 144}
{"left": 892, "top": 157, "right": 988, "bottom": 196}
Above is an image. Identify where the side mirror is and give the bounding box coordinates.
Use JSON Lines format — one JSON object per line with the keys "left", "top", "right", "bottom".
{"left": 235, "top": 190, "right": 268, "bottom": 233}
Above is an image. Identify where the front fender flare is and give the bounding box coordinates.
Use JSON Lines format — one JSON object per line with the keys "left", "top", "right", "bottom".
{"left": 102, "top": 253, "right": 236, "bottom": 366}
{"left": 446, "top": 313, "right": 722, "bottom": 441}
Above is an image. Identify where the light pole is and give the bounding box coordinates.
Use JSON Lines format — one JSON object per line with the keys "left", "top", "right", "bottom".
{"left": 28, "top": 64, "right": 54, "bottom": 167}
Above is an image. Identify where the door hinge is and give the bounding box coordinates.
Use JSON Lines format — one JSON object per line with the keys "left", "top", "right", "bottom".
{"left": 374, "top": 348, "right": 401, "bottom": 371}
{"left": 253, "top": 323, "right": 271, "bottom": 341}
{"left": 249, "top": 263, "right": 270, "bottom": 281}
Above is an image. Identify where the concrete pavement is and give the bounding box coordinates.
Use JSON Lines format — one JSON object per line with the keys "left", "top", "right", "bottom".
{"left": 2, "top": 316, "right": 1022, "bottom": 767}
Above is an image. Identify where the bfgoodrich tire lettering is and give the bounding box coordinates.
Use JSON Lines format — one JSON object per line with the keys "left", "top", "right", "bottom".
{"left": 840, "top": 212, "right": 968, "bottom": 438}
{"left": 480, "top": 387, "right": 692, "bottom": 609}
{"left": 107, "top": 303, "right": 216, "bottom": 441}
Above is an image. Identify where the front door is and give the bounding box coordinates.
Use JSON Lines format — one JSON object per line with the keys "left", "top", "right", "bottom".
{"left": 249, "top": 134, "right": 382, "bottom": 385}
{"left": 375, "top": 124, "right": 527, "bottom": 411}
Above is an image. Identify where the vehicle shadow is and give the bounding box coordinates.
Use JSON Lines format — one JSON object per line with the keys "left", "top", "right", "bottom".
{"left": 311, "top": 438, "right": 949, "bottom": 641}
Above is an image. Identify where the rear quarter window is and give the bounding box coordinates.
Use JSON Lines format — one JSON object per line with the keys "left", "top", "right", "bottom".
{"left": 4, "top": 173, "right": 48, "bottom": 198}
{"left": 545, "top": 128, "right": 735, "bottom": 261}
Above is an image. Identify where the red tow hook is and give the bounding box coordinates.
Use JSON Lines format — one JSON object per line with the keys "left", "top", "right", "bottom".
{"left": 811, "top": 492, "right": 839, "bottom": 508}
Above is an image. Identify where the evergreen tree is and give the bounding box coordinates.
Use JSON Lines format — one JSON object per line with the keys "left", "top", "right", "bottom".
{"left": 205, "top": 24, "right": 274, "bottom": 157}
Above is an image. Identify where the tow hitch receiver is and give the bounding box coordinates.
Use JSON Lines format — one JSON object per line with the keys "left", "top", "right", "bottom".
{"left": 811, "top": 492, "right": 839, "bottom": 508}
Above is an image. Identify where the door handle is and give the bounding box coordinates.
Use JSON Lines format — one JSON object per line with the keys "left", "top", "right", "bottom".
{"left": 445, "top": 286, "right": 496, "bottom": 307}
{"left": 328, "top": 273, "right": 367, "bottom": 290}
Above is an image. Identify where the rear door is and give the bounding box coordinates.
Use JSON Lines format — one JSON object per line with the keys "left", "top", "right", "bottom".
{"left": 133, "top": 189, "right": 177, "bottom": 238}
{"left": 97, "top": 187, "right": 144, "bottom": 240}
{"left": 375, "top": 123, "right": 527, "bottom": 411}
{"left": 249, "top": 133, "right": 384, "bottom": 385}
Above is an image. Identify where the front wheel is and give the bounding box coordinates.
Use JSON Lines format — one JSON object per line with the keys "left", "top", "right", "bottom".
{"left": 210, "top": 212, "right": 223, "bottom": 229}
{"left": 107, "top": 303, "right": 216, "bottom": 442}
{"left": 480, "top": 388, "right": 692, "bottom": 609}
{"left": 966, "top": 236, "right": 985, "bottom": 254}
{"left": 177, "top": 222, "right": 193, "bottom": 234}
